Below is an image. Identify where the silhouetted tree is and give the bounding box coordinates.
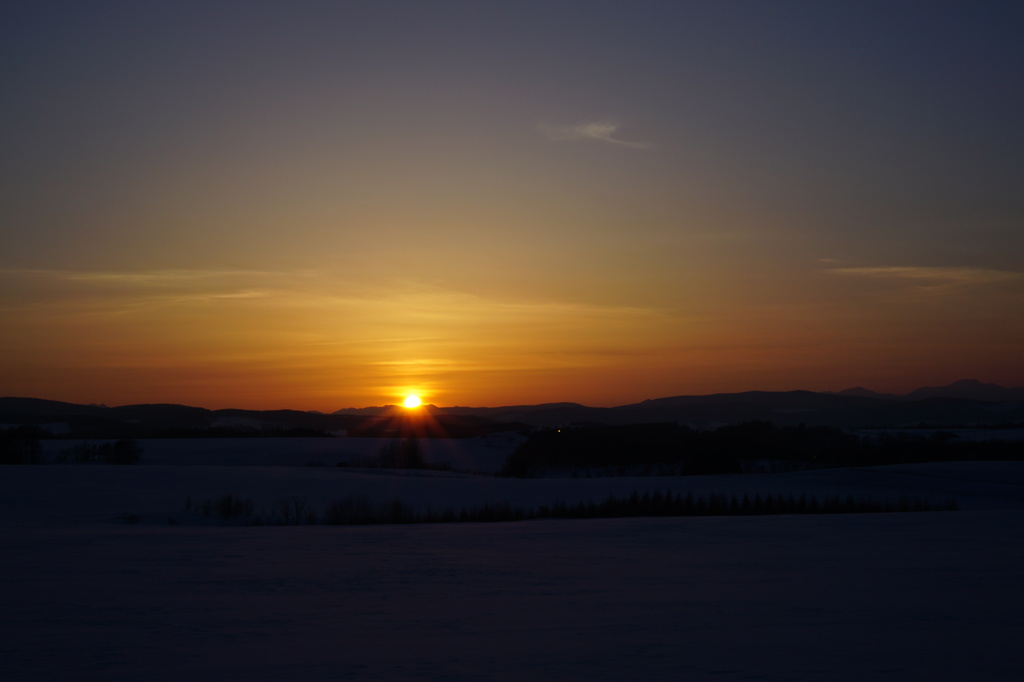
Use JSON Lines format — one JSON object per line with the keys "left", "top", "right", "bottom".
{"left": 0, "top": 426, "right": 42, "bottom": 465}
{"left": 56, "top": 438, "right": 142, "bottom": 464}
{"left": 375, "top": 437, "right": 425, "bottom": 469}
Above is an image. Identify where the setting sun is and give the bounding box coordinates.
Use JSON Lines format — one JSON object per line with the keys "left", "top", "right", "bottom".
{"left": 403, "top": 395, "right": 422, "bottom": 408}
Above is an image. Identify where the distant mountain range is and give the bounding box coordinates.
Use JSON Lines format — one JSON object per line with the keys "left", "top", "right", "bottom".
{"left": 834, "top": 379, "right": 1024, "bottom": 402}
{"left": 3, "top": 380, "right": 1023, "bottom": 438}
{"left": 407, "top": 380, "right": 1024, "bottom": 429}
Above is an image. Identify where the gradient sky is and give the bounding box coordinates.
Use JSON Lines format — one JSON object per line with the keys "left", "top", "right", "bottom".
{"left": 3, "top": 1, "right": 1023, "bottom": 410}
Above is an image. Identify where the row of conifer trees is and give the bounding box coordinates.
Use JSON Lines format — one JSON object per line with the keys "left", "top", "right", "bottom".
{"left": 183, "top": 489, "right": 956, "bottom": 526}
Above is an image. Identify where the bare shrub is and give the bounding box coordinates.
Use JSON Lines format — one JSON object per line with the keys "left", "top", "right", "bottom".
{"left": 197, "top": 494, "right": 254, "bottom": 520}
{"left": 322, "top": 496, "right": 378, "bottom": 524}
{"left": 276, "top": 496, "right": 317, "bottom": 525}
{"left": 322, "top": 496, "right": 421, "bottom": 524}
{"left": 56, "top": 439, "right": 142, "bottom": 464}
{"left": 217, "top": 494, "right": 253, "bottom": 519}
{"left": 373, "top": 438, "right": 425, "bottom": 469}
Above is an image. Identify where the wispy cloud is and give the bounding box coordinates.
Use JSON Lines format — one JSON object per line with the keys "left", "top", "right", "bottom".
{"left": 0, "top": 268, "right": 671, "bottom": 327}
{"left": 539, "top": 120, "right": 650, "bottom": 148}
{"left": 826, "top": 265, "right": 1023, "bottom": 290}
{"left": 0, "top": 268, "right": 288, "bottom": 284}
{"left": 61, "top": 269, "right": 278, "bottom": 284}
{"left": 0, "top": 268, "right": 291, "bottom": 314}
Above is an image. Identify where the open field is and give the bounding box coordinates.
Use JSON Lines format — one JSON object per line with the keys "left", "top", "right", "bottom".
{"left": 3, "top": 441, "right": 1024, "bottom": 680}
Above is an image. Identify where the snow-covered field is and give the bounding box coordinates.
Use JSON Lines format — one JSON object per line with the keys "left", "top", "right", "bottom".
{"left": 3, "top": 440, "right": 1024, "bottom": 680}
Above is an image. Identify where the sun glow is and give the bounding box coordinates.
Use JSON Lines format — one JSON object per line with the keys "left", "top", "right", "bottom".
{"left": 403, "top": 395, "right": 422, "bottom": 408}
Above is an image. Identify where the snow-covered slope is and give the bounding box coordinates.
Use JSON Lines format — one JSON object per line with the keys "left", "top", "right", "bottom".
{"left": 3, "top": 455, "right": 1023, "bottom": 681}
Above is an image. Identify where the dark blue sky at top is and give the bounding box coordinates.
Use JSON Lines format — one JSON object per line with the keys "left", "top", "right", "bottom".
{"left": 6, "top": 4, "right": 1024, "bottom": 218}
{"left": 4, "top": 0, "right": 1024, "bottom": 276}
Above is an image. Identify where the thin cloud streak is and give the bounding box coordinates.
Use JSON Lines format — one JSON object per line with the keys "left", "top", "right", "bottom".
{"left": 0, "top": 266, "right": 699, "bottom": 407}
{"left": 826, "top": 266, "right": 1023, "bottom": 288}
{"left": 540, "top": 120, "right": 650, "bottom": 148}
{"left": 0, "top": 267, "right": 680, "bottom": 341}
{"left": 0, "top": 268, "right": 670, "bottom": 319}
{"left": 0, "top": 268, "right": 323, "bottom": 287}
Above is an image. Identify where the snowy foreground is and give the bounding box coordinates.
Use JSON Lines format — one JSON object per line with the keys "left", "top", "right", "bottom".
{"left": 3, "top": 441, "right": 1024, "bottom": 681}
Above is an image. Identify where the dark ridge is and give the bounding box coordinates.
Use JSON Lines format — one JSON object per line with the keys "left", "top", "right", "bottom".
{"left": 4, "top": 380, "right": 1024, "bottom": 437}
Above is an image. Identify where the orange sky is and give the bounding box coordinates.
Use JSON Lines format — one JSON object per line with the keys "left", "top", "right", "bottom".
{"left": 2, "top": 3, "right": 1023, "bottom": 409}
{"left": 3, "top": 264, "right": 1021, "bottom": 409}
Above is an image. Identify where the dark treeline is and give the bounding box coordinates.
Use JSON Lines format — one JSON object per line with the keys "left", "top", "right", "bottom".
{"left": 0, "top": 428, "right": 143, "bottom": 465}
{"left": 0, "top": 426, "right": 44, "bottom": 464}
{"left": 184, "top": 490, "right": 956, "bottom": 527}
{"left": 499, "top": 421, "right": 1024, "bottom": 477}
{"left": 55, "top": 439, "right": 142, "bottom": 465}
{"left": 346, "top": 412, "right": 530, "bottom": 439}
{"left": 153, "top": 426, "right": 335, "bottom": 438}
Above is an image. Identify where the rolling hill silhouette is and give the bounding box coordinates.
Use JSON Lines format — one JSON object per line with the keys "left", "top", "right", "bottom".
{"left": 3, "top": 380, "right": 1023, "bottom": 437}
